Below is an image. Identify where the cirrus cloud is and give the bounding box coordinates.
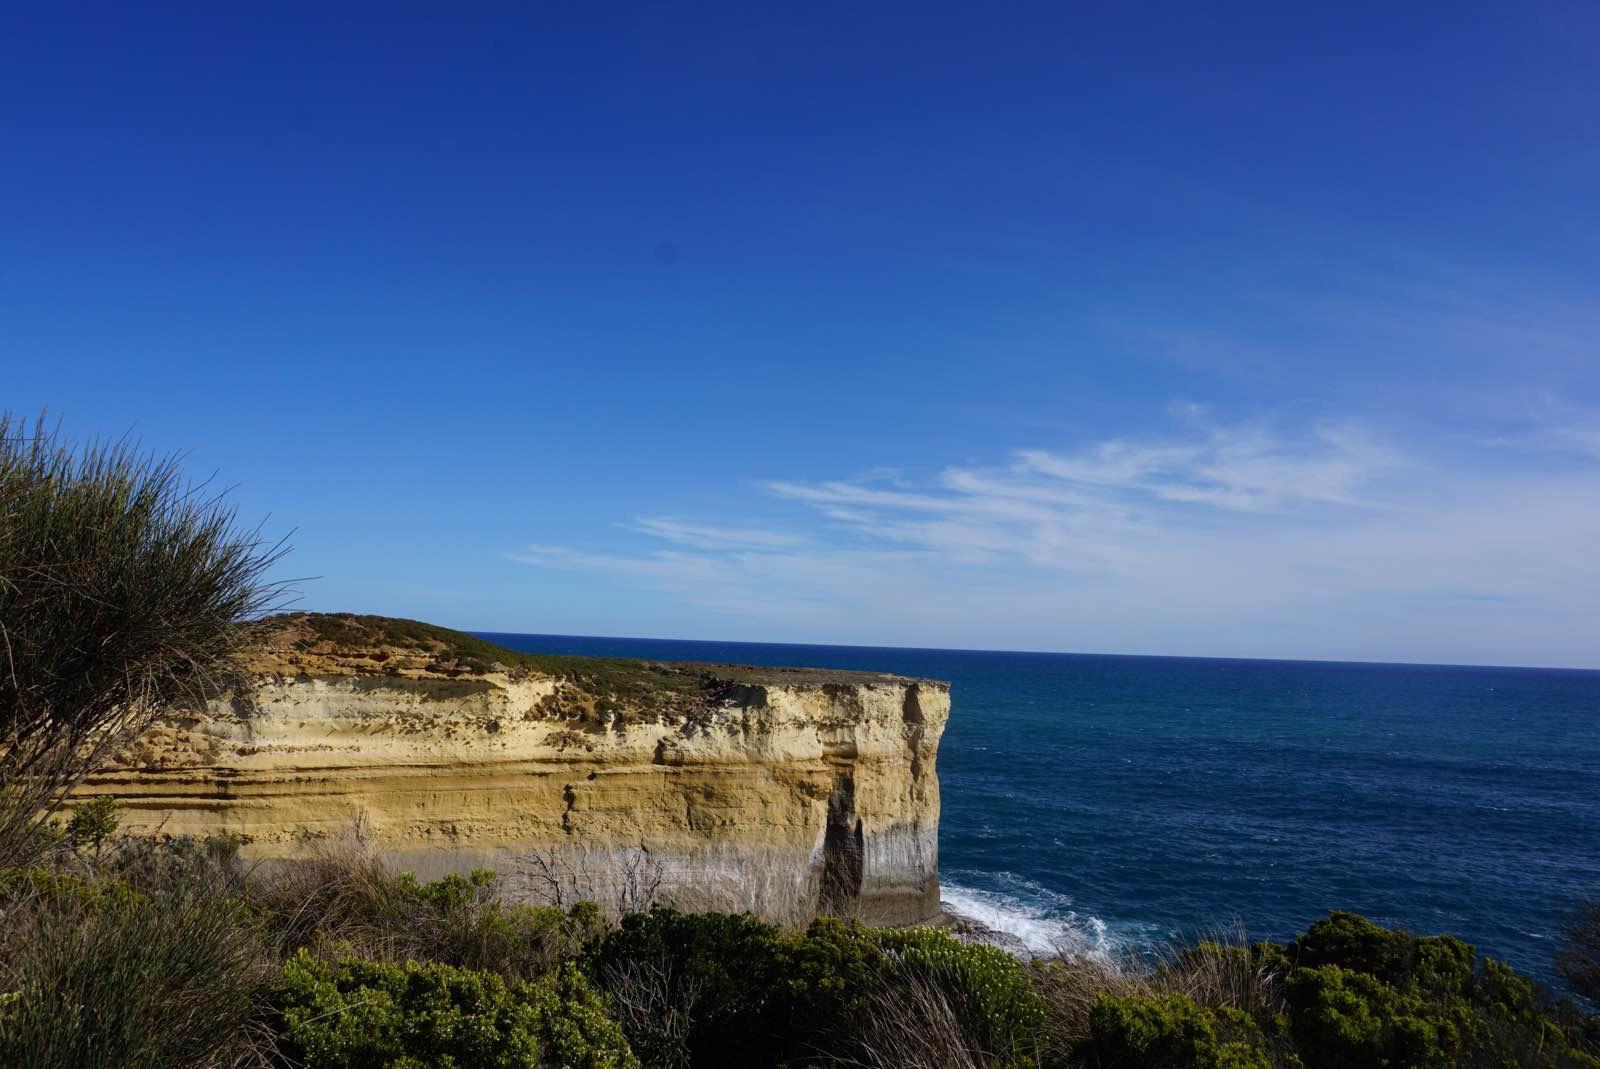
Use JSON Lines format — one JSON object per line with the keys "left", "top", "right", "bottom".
{"left": 511, "top": 411, "right": 1600, "bottom": 667}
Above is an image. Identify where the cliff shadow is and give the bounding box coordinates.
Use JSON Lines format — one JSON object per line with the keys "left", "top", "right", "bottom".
{"left": 819, "top": 773, "right": 865, "bottom": 916}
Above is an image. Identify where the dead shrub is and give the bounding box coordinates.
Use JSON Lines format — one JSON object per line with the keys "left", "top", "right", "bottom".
{"left": 600, "top": 955, "right": 704, "bottom": 1069}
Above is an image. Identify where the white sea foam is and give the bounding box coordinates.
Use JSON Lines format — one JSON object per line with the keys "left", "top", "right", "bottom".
{"left": 940, "top": 879, "right": 1118, "bottom": 960}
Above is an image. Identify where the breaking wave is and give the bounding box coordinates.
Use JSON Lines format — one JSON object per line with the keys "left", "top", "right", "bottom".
{"left": 940, "top": 874, "right": 1132, "bottom": 960}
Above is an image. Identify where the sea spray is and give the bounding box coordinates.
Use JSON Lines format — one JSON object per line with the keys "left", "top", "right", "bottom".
{"left": 940, "top": 876, "right": 1127, "bottom": 960}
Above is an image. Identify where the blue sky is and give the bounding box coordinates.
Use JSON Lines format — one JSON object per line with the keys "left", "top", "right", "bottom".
{"left": 5, "top": 4, "right": 1599, "bottom": 667}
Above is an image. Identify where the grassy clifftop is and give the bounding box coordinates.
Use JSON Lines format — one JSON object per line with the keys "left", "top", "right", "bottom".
{"left": 244, "top": 612, "right": 935, "bottom": 720}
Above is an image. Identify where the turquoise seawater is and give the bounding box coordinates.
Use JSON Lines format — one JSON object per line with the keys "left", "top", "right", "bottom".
{"left": 479, "top": 632, "right": 1600, "bottom": 984}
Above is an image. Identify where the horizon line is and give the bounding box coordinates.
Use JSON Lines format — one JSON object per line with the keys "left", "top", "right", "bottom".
{"left": 469, "top": 627, "right": 1600, "bottom": 676}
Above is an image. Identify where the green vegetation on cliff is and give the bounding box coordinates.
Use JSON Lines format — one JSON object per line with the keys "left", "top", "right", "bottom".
{"left": 256, "top": 611, "right": 924, "bottom": 724}
{"left": 291, "top": 612, "right": 703, "bottom": 691}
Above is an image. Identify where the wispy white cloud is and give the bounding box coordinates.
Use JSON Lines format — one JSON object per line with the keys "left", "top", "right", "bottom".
{"left": 627, "top": 518, "right": 810, "bottom": 551}
{"left": 1478, "top": 398, "right": 1600, "bottom": 463}
{"left": 1549, "top": 424, "right": 1600, "bottom": 459}
{"left": 1526, "top": 402, "right": 1600, "bottom": 462}
{"left": 511, "top": 411, "right": 1600, "bottom": 666}
{"left": 1012, "top": 423, "right": 1399, "bottom": 511}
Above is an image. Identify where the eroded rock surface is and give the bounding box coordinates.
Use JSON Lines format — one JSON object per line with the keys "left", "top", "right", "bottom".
{"left": 79, "top": 613, "right": 950, "bottom": 923}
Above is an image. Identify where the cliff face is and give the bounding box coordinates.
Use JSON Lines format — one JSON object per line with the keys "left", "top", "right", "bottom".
{"left": 78, "top": 615, "right": 950, "bottom": 924}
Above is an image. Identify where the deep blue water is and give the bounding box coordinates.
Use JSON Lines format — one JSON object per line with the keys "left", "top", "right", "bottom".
{"left": 478, "top": 632, "right": 1600, "bottom": 984}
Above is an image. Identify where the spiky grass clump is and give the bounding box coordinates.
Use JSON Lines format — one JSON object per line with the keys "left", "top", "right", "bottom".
{"left": 0, "top": 868, "right": 273, "bottom": 1069}
{"left": 0, "top": 412, "right": 287, "bottom": 867}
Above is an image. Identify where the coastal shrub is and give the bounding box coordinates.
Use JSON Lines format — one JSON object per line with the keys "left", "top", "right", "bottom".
{"left": 1560, "top": 898, "right": 1600, "bottom": 1007}
{"left": 1283, "top": 964, "right": 1448, "bottom": 1068}
{"left": 0, "top": 865, "right": 146, "bottom": 917}
{"left": 0, "top": 412, "right": 287, "bottom": 869}
{"left": 0, "top": 869, "right": 271, "bottom": 1069}
{"left": 106, "top": 830, "right": 249, "bottom": 898}
{"left": 779, "top": 914, "right": 893, "bottom": 1029}
{"left": 272, "top": 952, "right": 638, "bottom": 1069}
{"left": 1282, "top": 912, "right": 1599, "bottom": 1068}
{"left": 1027, "top": 932, "right": 1291, "bottom": 1065}
{"left": 1024, "top": 913, "right": 1600, "bottom": 1068}
{"left": 251, "top": 845, "right": 592, "bottom": 982}
{"left": 1079, "top": 993, "right": 1271, "bottom": 1069}
{"left": 876, "top": 925, "right": 1047, "bottom": 1067}
{"left": 590, "top": 906, "right": 791, "bottom": 1066}
{"left": 64, "top": 794, "right": 120, "bottom": 855}
{"left": 1026, "top": 952, "right": 1151, "bottom": 1064}
{"left": 590, "top": 909, "right": 900, "bottom": 1064}
{"left": 1290, "top": 911, "right": 1475, "bottom": 997}
{"left": 521, "top": 963, "right": 641, "bottom": 1069}
{"left": 7, "top": 840, "right": 1596, "bottom": 1069}
{"left": 1473, "top": 957, "right": 1600, "bottom": 1066}
{"left": 590, "top": 907, "right": 1045, "bottom": 1068}
{"left": 389, "top": 869, "right": 595, "bottom": 980}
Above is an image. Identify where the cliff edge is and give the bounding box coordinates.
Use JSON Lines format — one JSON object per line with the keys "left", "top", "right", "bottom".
{"left": 78, "top": 613, "right": 951, "bottom": 924}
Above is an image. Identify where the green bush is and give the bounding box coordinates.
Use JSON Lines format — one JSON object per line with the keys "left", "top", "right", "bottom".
{"left": 521, "top": 964, "right": 642, "bottom": 1069}
{"left": 1081, "top": 993, "right": 1271, "bottom": 1069}
{"left": 1284, "top": 963, "right": 1460, "bottom": 1068}
{"left": 1291, "top": 911, "right": 1474, "bottom": 997}
{"left": 0, "top": 865, "right": 140, "bottom": 908}
{"left": 64, "top": 795, "right": 120, "bottom": 853}
{"left": 5, "top": 855, "right": 1593, "bottom": 1069}
{"left": 272, "top": 952, "right": 637, "bottom": 1069}
{"left": 589, "top": 906, "right": 790, "bottom": 1066}
{"left": 1283, "top": 912, "right": 1598, "bottom": 1068}
{"left": 590, "top": 907, "right": 1045, "bottom": 1068}
{"left": 107, "top": 831, "right": 248, "bottom": 898}
{"left": 1029, "top": 912, "right": 1599, "bottom": 1068}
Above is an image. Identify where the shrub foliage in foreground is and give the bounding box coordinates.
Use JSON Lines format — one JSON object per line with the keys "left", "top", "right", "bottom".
{"left": 1081, "top": 993, "right": 1271, "bottom": 1069}
{"left": 1279, "top": 911, "right": 1594, "bottom": 1068}
{"left": 1063, "top": 912, "right": 1598, "bottom": 1069}
{"left": 587, "top": 905, "right": 1045, "bottom": 1068}
{"left": 3, "top": 831, "right": 1597, "bottom": 1069}
{"left": 273, "top": 953, "right": 638, "bottom": 1069}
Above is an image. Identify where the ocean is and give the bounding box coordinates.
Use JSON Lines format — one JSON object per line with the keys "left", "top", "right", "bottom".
{"left": 478, "top": 632, "right": 1600, "bottom": 985}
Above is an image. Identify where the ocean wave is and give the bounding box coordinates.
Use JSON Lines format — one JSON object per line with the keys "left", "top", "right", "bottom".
{"left": 940, "top": 879, "right": 1117, "bottom": 959}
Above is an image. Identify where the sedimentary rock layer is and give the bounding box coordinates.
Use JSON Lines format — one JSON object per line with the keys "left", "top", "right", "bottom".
{"left": 78, "top": 615, "right": 950, "bottom": 924}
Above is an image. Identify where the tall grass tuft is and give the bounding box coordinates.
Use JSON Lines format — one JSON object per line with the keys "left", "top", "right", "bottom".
{"left": 0, "top": 870, "right": 273, "bottom": 1069}
{"left": 848, "top": 964, "right": 1002, "bottom": 1069}
{"left": 0, "top": 411, "right": 289, "bottom": 868}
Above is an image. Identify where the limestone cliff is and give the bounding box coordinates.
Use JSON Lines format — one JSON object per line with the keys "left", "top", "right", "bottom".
{"left": 77, "top": 614, "right": 950, "bottom": 924}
